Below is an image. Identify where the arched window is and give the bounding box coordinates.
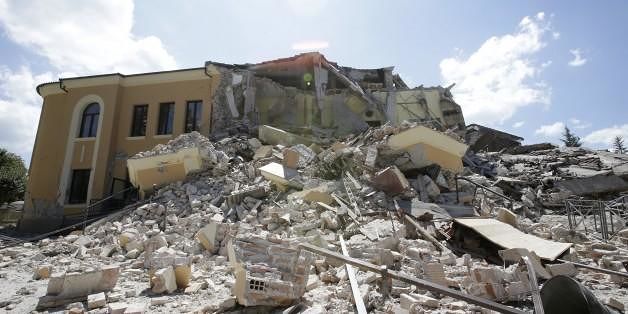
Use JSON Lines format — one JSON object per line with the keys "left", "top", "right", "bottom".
{"left": 78, "top": 103, "right": 100, "bottom": 138}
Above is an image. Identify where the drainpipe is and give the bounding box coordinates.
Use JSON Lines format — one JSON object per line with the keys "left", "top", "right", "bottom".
{"left": 59, "top": 78, "right": 68, "bottom": 93}
{"left": 203, "top": 66, "right": 213, "bottom": 79}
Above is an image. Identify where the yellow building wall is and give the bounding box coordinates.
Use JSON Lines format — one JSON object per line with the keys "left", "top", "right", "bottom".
{"left": 71, "top": 140, "right": 96, "bottom": 169}
{"left": 26, "top": 93, "right": 73, "bottom": 209}
{"left": 25, "top": 72, "right": 219, "bottom": 219}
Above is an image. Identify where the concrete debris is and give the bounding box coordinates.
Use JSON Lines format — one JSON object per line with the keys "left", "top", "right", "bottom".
{"left": 4, "top": 121, "right": 628, "bottom": 313}
{"left": 87, "top": 292, "right": 106, "bottom": 309}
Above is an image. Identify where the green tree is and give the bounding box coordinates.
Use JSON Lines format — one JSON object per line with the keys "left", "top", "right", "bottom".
{"left": 614, "top": 135, "right": 626, "bottom": 154}
{"left": 561, "top": 126, "right": 582, "bottom": 147}
{"left": 0, "top": 148, "right": 27, "bottom": 206}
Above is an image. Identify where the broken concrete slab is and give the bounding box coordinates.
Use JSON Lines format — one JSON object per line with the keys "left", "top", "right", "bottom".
{"left": 46, "top": 265, "right": 120, "bottom": 298}
{"left": 259, "top": 162, "right": 298, "bottom": 186}
{"left": 557, "top": 175, "right": 628, "bottom": 196}
{"left": 258, "top": 125, "right": 314, "bottom": 146}
{"left": 453, "top": 218, "right": 572, "bottom": 261}
{"left": 387, "top": 125, "right": 468, "bottom": 173}
{"left": 37, "top": 265, "right": 120, "bottom": 309}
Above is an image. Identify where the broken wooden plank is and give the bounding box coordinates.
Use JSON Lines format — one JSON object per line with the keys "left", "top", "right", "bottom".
{"left": 339, "top": 235, "right": 367, "bottom": 314}
{"left": 298, "top": 243, "right": 526, "bottom": 314}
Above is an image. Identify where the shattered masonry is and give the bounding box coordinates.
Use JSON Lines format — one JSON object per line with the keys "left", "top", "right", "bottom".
{"left": 4, "top": 52, "right": 628, "bottom": 313}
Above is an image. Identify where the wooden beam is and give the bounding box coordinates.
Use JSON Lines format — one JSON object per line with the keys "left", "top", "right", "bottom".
{"left": 402, "top": 212, "right": 447, "bottom": 252}
{"left": 339, "top": 235, "right": 367, "bottom": 314}
{"left": 299, "top": 243, "right": 526, "bottom": 314}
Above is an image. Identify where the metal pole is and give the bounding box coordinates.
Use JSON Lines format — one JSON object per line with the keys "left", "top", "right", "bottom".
{"left": 455, "top": 176, "right": 460, "bottom": 204}
{"left": 299, "top": 243, "right": 527, "bottom": 314}
{"left": 557, "top": 259, "right": 628, "bottom": 278}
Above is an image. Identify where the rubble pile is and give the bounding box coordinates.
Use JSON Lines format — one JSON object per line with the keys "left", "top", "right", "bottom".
{"left": 2, "top": 123, "right": 628, "bottom": 313}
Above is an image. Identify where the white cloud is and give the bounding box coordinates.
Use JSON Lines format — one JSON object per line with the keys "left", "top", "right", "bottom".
{"left": 0, "top": 0, "right": 177, "bottom": 161}
{"left": 568, "top": 48, "right": 587, "bottom": 67}
{"left": 0, "top": 67, "right": 53, "bottom": 161}
{"left": 285, "top": 0, "right": 329, "bottom": 17}
{"left": 535, "top": 121, "right": 565, "bottom": 137}
{"left": 0, "top": 0, "right": 176, "bottom": 75}
{"left": 291, "top": 40, "right": 329, "bottom": 51}
{"left": 569, "top": 117, "right": 592, "bottom": 129}
{"left": 440, "top": 12, "right": 553, "bottom": 126}
{"left": 583, "top": 125, "right": 628, "bottom": 147}
{"left": 513, "top": 121, "right": 525, "bottom": 128}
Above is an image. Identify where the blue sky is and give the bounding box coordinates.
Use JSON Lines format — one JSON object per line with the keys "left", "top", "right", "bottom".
{"left": 1, "top": 0, "right": 627, "bottom": 163}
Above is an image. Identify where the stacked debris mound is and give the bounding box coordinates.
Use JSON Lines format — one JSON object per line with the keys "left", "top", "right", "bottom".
{"left": 131, "top": 131, "right": 219, "bottom": 160}
{"left": 1, "top": 124, "right": 628, "bottom": 313}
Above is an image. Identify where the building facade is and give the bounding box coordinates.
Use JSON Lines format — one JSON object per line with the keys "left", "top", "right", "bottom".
{"left": 23, "top": 67, "right": 219, "bottom": 230}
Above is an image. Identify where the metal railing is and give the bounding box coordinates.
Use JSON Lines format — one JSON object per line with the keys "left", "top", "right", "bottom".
{"left": 454, "top": 175, "right": 515, "bottom": 213}
{"left": 58, "top": 186, "right": 138, "bottom": 232}
{"left": 565, "top": 195, "right": 628, "bottom": 242}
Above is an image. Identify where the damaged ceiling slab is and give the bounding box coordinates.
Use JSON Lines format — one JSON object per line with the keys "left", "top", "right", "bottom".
{"left": 453, "top": 218, "right": 572, "bottom": 261}
{"left": 205, "top": 52, "right": 466, "bottom": 140}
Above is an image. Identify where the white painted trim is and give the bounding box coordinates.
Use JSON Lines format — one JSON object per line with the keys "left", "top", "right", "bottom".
{"left": 126, "top": 136, "right": 146, "bottom": 140}
{"left": 58, "top": 95, "right": 105, "bottom": 207}
{"left": 38, "top": 68, "right": 211, "bottom": 97}
{"left": 153, "top": 134, "right": 173, "bottom": 139}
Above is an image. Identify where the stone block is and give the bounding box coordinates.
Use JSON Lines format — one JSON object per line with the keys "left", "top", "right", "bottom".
{"left": 606, "top": 297, "right": 625, "bottom": 312}
{"left": 306, "top": 274, "right": 321, "bottom": 291}
{"left": 399, "top": 293, "right": 417, "bottom": 310}
{"left": 253, "top": 145, "right": 273, "bottom": 160}
{"left": 196, "top": 222, "right": 218, "bottom": 253}
{"left": 46, "top": 272, "right": 65, "bottom": 295}
{"left": 108, "top": 302, "right": 127, "bottom": 314}
{"left": 496, "top": 207, "right": 517, "bottom": 227}
{"left": 87, "top": 292, "right": 106, "bottom": 309}
{"left": 184, "top": 282, "right": 206, "bottom": 294}
{"left": 282, "top": 148, "right": 299, "bottom": 169}
{"left": 174, "top": 263, "right": 191, "bottom": 288}
{"left": 33, "top": 264, "right": 53, "bottom": 280}
{"left": 547, "top": 263, "right": 577, "bottom": 277}
{"left": 118, "top": 229, "right": 138, "bottom": 248}
{"left": 151, "top": 266, "right": 177, "bottom": 294}
{"left": 123, "top": 303, "right": 146, "bottom": 314}
{"left": 409, "top": 293, "right": 440, "bottom": 308}
{"left": 373, "top": 166, "right": 409, "bottom": 195}
{"left": 150, "top": 296, "right": 170, "bottom": 306}
{"left": 423, "top": 263, "right": 448, "bottom": 287}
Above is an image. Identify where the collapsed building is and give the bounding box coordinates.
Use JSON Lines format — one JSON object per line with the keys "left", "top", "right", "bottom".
{"left": 3, "top": 52, "right": 628, "bottom": 313}
{"left": 22, "top": 52, "right": 464, "bottom": 232}
{"left": 1, "top": 120, "right": 627, "bottom": 313}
